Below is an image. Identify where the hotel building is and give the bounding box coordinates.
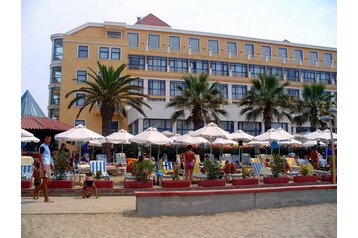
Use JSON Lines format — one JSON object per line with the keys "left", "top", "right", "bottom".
{"left": 48, "top": 14, "right": 337, "bottom": 136}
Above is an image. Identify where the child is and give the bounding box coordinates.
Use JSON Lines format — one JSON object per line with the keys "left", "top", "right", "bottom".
{"left": 33, "top": 162, "right": 41, "bottom": 200}
{"left": 82, "top": 172, "right": 98, "bottom": 199}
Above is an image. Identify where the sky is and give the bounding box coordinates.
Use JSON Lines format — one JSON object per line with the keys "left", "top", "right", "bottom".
{"left": 21, "top": 0, "right": 337, "bottom": 115}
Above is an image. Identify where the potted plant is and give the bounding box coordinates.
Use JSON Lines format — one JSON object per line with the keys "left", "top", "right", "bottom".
{"left": 232, "top": 166, "right": 259, "bottom": 186}
{"left": 124, "top": 160, "right": 155, "bottom": 188}
{"left": 198, "top": 160, "right": 226, "bottom": 187}
{"left": 321, "top": 165, "right": 336, "bottom": 182}
{"left": 293, "top": 164, "right": 318, "bottom": 183}
{"left": 48, "top": 151, "right": 74, "bottom": 189}
{"left": 93, "top": 170, "right": 114, "bottom": 188}
{"left": 263, "top": 154, "right": 289, "bottom": 184}
{"left": 161, "top": 164, "right": 191, "bottom": 188}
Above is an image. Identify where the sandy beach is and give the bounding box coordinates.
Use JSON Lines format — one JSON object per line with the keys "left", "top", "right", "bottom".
{"left": 21, "top": 196, "right": 336, "bottom": 238}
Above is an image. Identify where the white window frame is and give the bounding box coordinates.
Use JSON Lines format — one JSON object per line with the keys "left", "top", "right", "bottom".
{"left": 106, "top": 31, "right": 122, "bottom": 39}
{"left": 76, "top": 69, "right": 87, "bottom": 84}
{"left": 127, "top": 32, "right": 140, "bottom": 48}
{"left": 169, "top": 35, "right": 181, "bottom": 51}
{"left": 75, "top": 92, "right": 86, "bottom": 107}
{"left": 97, "top": 46, "right": 121, "bottom": 60}
{"left": 77, "top": 45, "right": 89, "bottom": 59}
{"left": 74, "top": 119, "right": 86, "bottom": 126}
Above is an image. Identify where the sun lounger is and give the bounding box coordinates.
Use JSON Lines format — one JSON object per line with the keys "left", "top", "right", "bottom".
{"left": 285, "top": 157, "right": 300, "bottom": 172}
{"left": 242, "top": 153, "right": 251, "bottom": 164}
{"left": 251, "top": 162, "right": 272, "bottom": 182}
{"left": 96, "top": 154, "right": 108, "bottom": 164}
{"left": 21, "top": 156, "right": 34, "bottom": 166}
{"left": 90, "top": 161, "right": 110, "bottom": 180}
{"left": 21, "top": 165, "right": 33, "bottom": 180}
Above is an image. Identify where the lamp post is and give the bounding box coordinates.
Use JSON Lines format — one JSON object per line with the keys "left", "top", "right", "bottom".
{"left": 319, "top": 107, "right": 337, "bottom": 184}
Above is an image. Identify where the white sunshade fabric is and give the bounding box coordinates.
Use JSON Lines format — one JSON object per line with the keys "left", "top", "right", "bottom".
{"left": 21, "top": 136, "right": 40, "bottom": 143}
{"left": 21, "top": 128, "right": 34, "bottom": 137}
{"left": 304, "top": 129, "right": 337, "bottom": 141}
{"left": 105, "top": 129, "right": 134, "bottom": 144}
{"left": 129, "top": 127, "right": 173, "bottom": 145}
{"left": 302, "top": 140, "right": 326, "bottom": 147}
{"left": 228, "top": 129, "right": 254, "bottom": 141}
{"left": 279, "top": 139, "right": 302, "bottom": 145}
{"left": 255, "top": 128, "right": 294, "bottom": 141}
{"left": 247, "top": 140, "right": 270, "bottom": 146}
{"left": 212, "top": 138, "right": 237, "bottom": 145}
{"left": 88, "top": 138, "right": 105, "bottom": 147}
{"left": 162, "top": 131, "right": 176, "bottom": 137}
{"left": 191, "top": 122, "right": 230, "bottom": 138}
{"left": 174, "top": 132, "right": 210, "bottom": 145}
{"left": 54, "top": 124, "right": 104, "bottom": 142}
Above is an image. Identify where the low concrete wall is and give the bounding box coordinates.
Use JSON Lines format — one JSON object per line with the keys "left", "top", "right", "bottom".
{"left": 135, "top": 185, "right": 336, "bottom": 216}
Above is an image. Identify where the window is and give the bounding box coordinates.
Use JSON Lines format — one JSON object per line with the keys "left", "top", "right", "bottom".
{"left": 324, "top": 53, "right": 333, "bottom": 67}
{"left": 220, "top": 121, "right": 234, "bottom": 133}
{"left": 128, "top": 120, "right": 139, "bottom": 135}
{"left": 129, "top": 79, "right": 144, "bottom": 93}
{"left": 227, "top": 42, "right": 237, "bottom": 56}
{"left": 176, "top": 120, "right": 195, "bottom": 135}
{"left": 148, "top": 56, "right": 167, "bottom": 72}
{"left": 78, "top": 45, "right": 88, "bottom": 58}
{"left": 309, "top": 51, "right": 318, "bottom": 65}
{"left": 323, "top": 91, "right": 331, "bottom": 97}
{"left": 51, "top": 67, "right": 61, "bottom": 83}
{"left": 169, "top": 58, "right": 188, "bottom": 73}
{"left": 99, "top": 47, "right": 109, "bottom": 59}
{"left": 266, "top": 66, "right": 283, "bottom": 79}
{"left": 262, "top": 45, "right": 271, "bottom": 59}
{"left": 316, "top": 71, "right": 331, "bottom": 84}
{"left": 296, "top": 127, "right": 311, "bottom": 133}
{"left": 208, "top": 40, "right": 219, "bottom": 54}
{"left": 245, "top": 44, "right": 254, "bottom": 58}
{"left": 111, "top": 121, "right": 119, "bottom": 133}
{"left": 170, "top": 81, "right": 186, "bottom": 96}
{"left": 148, "top": 34, "right": 160, "bottom": 49}
{"left": 128, "top": 55, "right": 145, "bottom": 70}
{"left": 169, "top": 36, "right": 180, "bottom": 51}
{"left": 230, "top": 63, "right": 247, "bottom": 77}
{"left": 76, "top": 70, "right": 87, "bottom": 83}
{"left": 189, "top": 38, "right": 200, "bottom": 53}
{"left": 53, "top": 39, "right": 63, "bottom": 61}
{"left": 294, "top": 49, "right": 303, "bottom": 64}
{"left": 279, "top": 48, "right": 287, "bottom": 60}
{"left": 249, "top": 65, "right": 265, "bottom": 78}
{"left": 143, "top": 119, "right": 172, "bottom": 132}
{"left": 128, "top": 33, "right": 139, "bottom": 48}
{"left": 232, "top": 85, "right": 247, "bottom": 100}
{"left": 190, "top": 59, "right": 208, "bottom": 74}
{"left": 51, "top": 88, "right": 60, "bottom": 105}
{"left": 332, "top": 72, "right": 337, "bottom": 84}
{"left": 219, "top": 84, "right": 228, "bottom": 99}
{"left": 238, "top": 121, "right": 261, "bottom": 136}
{"left": 284, "top": 68, "right": 299, "bottom": 81}
{"left": 148, "top": 80, "right": 165, "bottom": 96}
{"left": 74, "top": 120, "right": 85, "bottom": 126}
{"left": 287, "top": 88, "right": 300, "bottom": 99}
{"left": 271, "top": 122, "right": 288, "bottom": 131}
{"left": 75, "top": 93, "right": 86, "bottom": 106}
{"left": 211, "top": 61, "right": 228, "bottom": 76}
{"left": 111, "top": 48, "right": 121, "bottom": 60}
{"left": 107, "top": 31, "right": 121, "bottom": 39}
{"left": 302, "top": 70, "right": 315, "bottom": 83}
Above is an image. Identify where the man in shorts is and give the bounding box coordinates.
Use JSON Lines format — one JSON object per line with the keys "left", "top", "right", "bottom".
{"left": 32, "top": 135, "right": 55, "bottom": 203}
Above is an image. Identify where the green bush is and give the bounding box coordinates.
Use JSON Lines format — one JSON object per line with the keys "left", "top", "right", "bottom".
{"left": 203, "top": 160, "right": 221, "bottom": 180}
{"left": 241, "top": 166, "right": 251, "bottom": 178}
{"left": 52, "top": 151, "right": 69, "bottom": 179}
{"left": 131, "top": 160, "right": 155, "bottom": 182}
{"left": 299, "top": 164, "right": 312, "bottom": 176}
{"left": 270, "top": 154, "right": 286, "bottom": 177}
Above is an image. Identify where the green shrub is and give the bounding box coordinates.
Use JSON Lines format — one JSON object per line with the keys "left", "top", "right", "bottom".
{"left": 270, "top": 154, "right": 286, "bottom": 177}
{"left": 203, "top": 160, "right": 221, "bottom": 180}
{"left": 131, "top": 160, "right": 155, "bottom": 182}
{"left": 299, "top": 164, "right": 312, "bottom": 176}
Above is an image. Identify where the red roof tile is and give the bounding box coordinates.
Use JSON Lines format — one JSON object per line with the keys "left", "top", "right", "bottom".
{"left": 21, "top": 116, "right": 73, "bottom": 131}
{"left": 135, "top": 13, "right": 171, "bottom": 28}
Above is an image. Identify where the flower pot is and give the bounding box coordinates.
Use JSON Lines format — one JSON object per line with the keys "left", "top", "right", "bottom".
{"left": 198, "top": 179, "right": 226, "bottom": 187}
{"left": 263, "top": 176, "right": 290, "bottom": 184}
{"left": 21, "top": 180, "right": 32, "bottom": 189}
{"left": 293, "top": 175, "right": 318, "bottom": 183}
{"left": 94, "top": 180, "right": 114, "bottom": 188}
{"left": 161, "top": 180, "right": 191, "bottom": 188}
{"left": 47, "top": 180, "right": 74, "bottom": 188}
{"left": 124, "top": 181, "right": 153, "bottom": 188}
{"left": 232, "top": 178, "right": 259, "bottom": 186}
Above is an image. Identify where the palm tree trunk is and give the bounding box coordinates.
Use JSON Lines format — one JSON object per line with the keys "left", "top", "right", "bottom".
{"left": 100, "top": 104, "right": 115, "bottom": 162}
{"left": 263, "top": 107, "right": 272, "bottom": 132}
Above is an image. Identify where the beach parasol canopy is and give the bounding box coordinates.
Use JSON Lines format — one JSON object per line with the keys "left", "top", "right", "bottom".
{"left": 105, "top": 129, "right": 134, "bottom": 144}
{"left": 228, "top": 129, "right": 254, "bottom": 141}
{"left": 21, "top": 128, "right": 34, "bottom": 138}
{"left": 212, "top": 138, "right": 237, "bottom": 145}
{"left": 255, "top": 128, "right": 293, "bottom": 141}
{"left": 88, "top": 139, "right": 105, "bottom": 147}
{"left": 279, "top": 139, "right": 302, "bottom": 145}
{"left": 303, "top": 129, "right": 337, "bottom": 141}
{"left": 21, "top": 136, "right": 40, "bottom": 143}
{"left": 247, "top": 140, "right": 270, "bottom": 146}
{"left": 174, "top": 132, "right": 210, "bottom": 145}
{"left": 129, "top": 127, "right": 173, "bottom": 145}
{"left": 302, "top": 140, "right": 326, "bottom": 147}
{"left": 54, "top": 124, "right": 104, "bottom": 142}
{"left": 192, "top": 122, "right": 230, "bottom": 138}
{"left": 162, "top": 131, "right": 176, "bottom": 137}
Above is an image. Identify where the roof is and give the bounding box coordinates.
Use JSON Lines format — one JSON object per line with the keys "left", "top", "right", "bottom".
{"left": 22, "top": 116, "right": 73, "bottom": 131}
{"left": 21, "top": 90, "right": 46, "bottom": 117}
{"left": 135, "top": 13, "right": 171, "bottom": 28}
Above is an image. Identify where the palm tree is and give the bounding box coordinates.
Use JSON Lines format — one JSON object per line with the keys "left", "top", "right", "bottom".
{"left": 292, "top": 83, "right": 334, "bottom": 132}
{"left": 239, "top": 74, "right": 296, "bottom": 132}
{"left": 65, "top": 61, "right": 151, "bottom": 159}
{"left": 166, "top": 73, "right": 227, "bottom": 130}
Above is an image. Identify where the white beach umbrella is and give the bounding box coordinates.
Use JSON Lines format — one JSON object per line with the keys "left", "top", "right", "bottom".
{"left": 21, "top": 128, "right": 34, "bottom": 138}
{"left": 279, "top": 139, "right": 302, "bottom": 145}
{"left": 276, "top": 128, "right": 295, "bottom": 140}
{"left": 21, "top": 136, "right": 40, "bottom": 143}
{"left": 105, "top": 129, "right": 133, "bottom": 152}
{"left": 174, "top": 132, "right": 210, "bottom": 145}
{"left": 319, "top": 129, "right": 338, "bottom": 141}
{"left": 88, "top": 138, "right": 105, "bottom": 147}
{"left": 228, "top": 129, "right": 254, "bottom": 141}
{"left": 304, "top": 129, "right": 337, "bottom": 141}
{"left": 303, "top": 129, "right": 323, "bottom": 140}
{"left": 302, "top": 140, "right": 326, "bottom": 147}
{"left": 212, "top": 138, "right": 237, "bottom": 145}
{"left": 255, "top": 128, "right": 293, "bottom": 141}
{"left": 54, "top": 124, "right": 104, "bottom": 142}
{"left": 162, "top": 131, "right": 176, "bottom": 137}
{"left": 248, "top": 140, "right": 270, "bottom": 146}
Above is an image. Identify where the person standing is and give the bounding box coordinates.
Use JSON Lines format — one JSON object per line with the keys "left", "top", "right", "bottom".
{"left": 32, "top": 135, "right": 55, "bottom": 203}
{"left": 81, "top": 141, "right": 90, "bottom": 162}
{"left": 183, "top": 145, "right": 196, "bottom": 181}
{"left": 310, "top": 146, "right": 319, "bottom": 169}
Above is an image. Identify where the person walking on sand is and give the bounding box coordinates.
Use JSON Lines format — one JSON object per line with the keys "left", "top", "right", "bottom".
{"left": 32, "top": 135, "right": 55, "bottom": 203}
{"left": 183, "top": 145, "right": 196, "bottom": 181}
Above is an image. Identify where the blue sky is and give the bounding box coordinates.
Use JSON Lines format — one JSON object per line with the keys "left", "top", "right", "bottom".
{"left": 21, "top": 0, "right": 337, "bottom": 114}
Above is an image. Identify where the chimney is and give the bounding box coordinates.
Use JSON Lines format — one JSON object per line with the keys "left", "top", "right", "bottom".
{"left": 137, "top": 17, "right": 141, "bottom": 23}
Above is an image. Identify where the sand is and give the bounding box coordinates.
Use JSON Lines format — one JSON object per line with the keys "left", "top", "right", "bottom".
{"left": 21, "top": 196, "right": 336, "bottom": 238}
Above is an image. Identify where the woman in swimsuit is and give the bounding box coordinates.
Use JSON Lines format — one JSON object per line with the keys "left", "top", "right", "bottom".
{"left": 183, "top": 145, "right": 196, "bottom": 181}
{"left": 82, "top": 172, "right": 98, "bottom": 198}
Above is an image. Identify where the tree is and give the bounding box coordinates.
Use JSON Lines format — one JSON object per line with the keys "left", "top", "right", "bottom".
{"left": 166, "top": 73, "right": 227, "bottom": 130}
{"left": 65, "top": 62, "right": 151, "bottom": 159}
{"left": 292, "top": 83, "right": 334, "bottom": 132}
{"left": 239, "top": 74, "right": 296, "bottom": 132}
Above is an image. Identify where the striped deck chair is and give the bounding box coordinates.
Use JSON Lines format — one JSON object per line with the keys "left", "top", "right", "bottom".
{"left": 241, "top": 153, "right": 251, "bottom": 164}
{"left": 313, "top": 159, "right": 331, "bottom": 176}
{"left": 251, "top": 162, "right": 272, "bottom": 182}
{"left": 296, "top": 158, "right": 311, "bottom": 166}
{"left": 21, "top": 165, "right": 33, "bottom": 180}
{"left": 318, "top": 159, "right": 329, "bottom": 168}
{"left": 157, "top": 161, "right": 174, "bottom": 185}
{"left": 96, "top": 154, "right": 108, "bottom": 164}
{"left": 90, "top": 161, "right": 110, "bottom": 180}
{"left": 115, "top": 153, "right": 126, "bottom": 165}
{"left": 285, "top": 157, "right": 300, "bottom": 172}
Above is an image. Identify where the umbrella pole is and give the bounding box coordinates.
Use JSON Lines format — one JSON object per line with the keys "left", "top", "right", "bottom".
{"left": 121, "top": 143, "right": 124, "bottom": 153}
{"left": 157, "top": 145, "right": 160, "bottom": 161}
